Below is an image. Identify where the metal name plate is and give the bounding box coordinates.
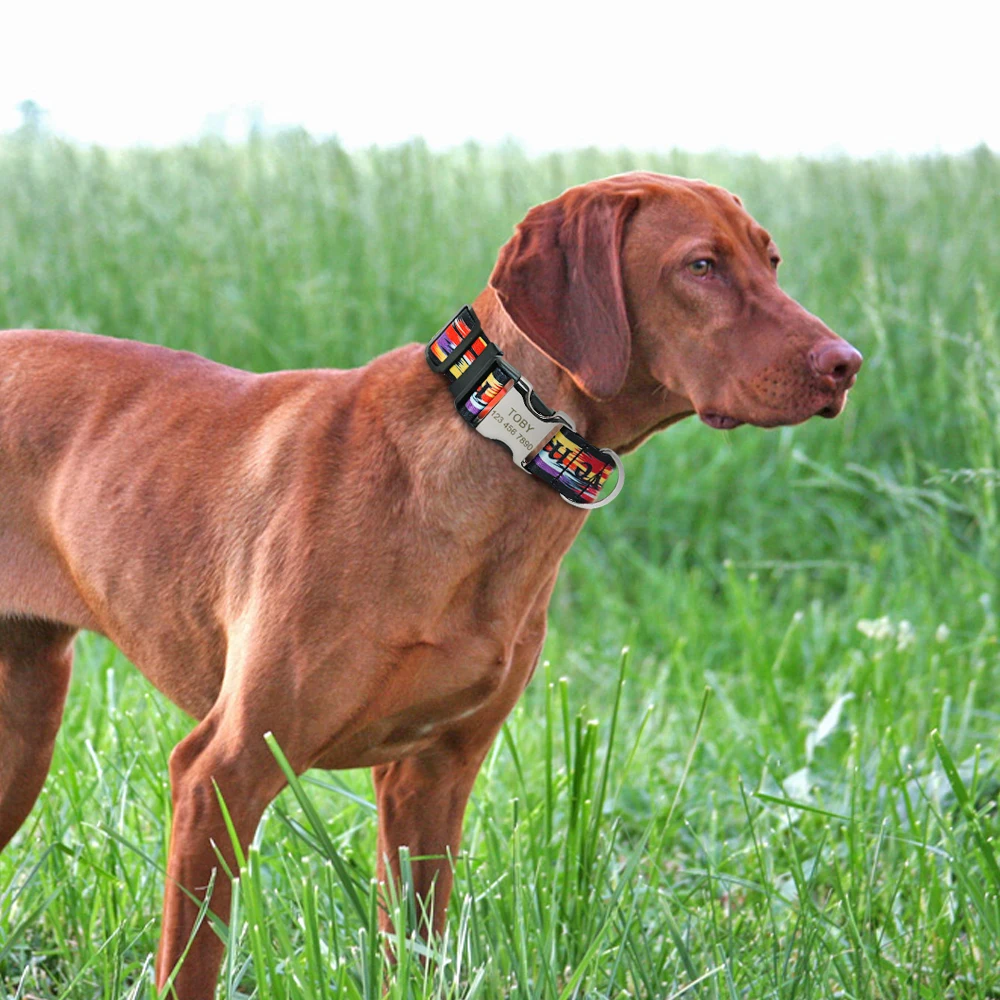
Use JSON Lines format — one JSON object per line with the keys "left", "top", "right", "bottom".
{"left": 474, "top": 377, "right": 571, "bottom": 471}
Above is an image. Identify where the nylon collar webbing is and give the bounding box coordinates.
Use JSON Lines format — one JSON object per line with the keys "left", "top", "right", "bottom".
{"left": 425, "top": 306, "right": 623, "bottom": 508}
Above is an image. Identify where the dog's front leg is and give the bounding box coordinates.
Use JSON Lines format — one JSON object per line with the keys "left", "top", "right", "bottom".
{"left": 155, "top": 709, "right": 288, "bottom": 998}
{"left": 372, "top": 740, "right": 492, "bottom": 941}
{"left": 372, "top": 603, "right": 550, "bottom": 946}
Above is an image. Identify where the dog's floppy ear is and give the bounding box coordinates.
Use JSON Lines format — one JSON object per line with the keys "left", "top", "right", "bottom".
{"left": 489, "top": 186, "right": 640, "bottom": 401}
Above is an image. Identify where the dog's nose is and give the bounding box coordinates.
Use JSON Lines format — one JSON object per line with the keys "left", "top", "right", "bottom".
{"left": 810, "top": 340, "right": 863, "bottom": 388}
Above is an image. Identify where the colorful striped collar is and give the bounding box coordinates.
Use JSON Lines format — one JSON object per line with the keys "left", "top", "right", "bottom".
{"left": 425, "top": 307, "right": 624, "bottom": 508}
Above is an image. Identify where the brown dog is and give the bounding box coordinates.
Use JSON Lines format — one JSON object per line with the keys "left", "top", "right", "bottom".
{"left": 0, "top": 172, "right": 860, "bottom": 995}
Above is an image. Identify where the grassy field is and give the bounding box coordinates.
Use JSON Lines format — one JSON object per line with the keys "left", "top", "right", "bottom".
{"left": 0, "top": 132, "right": 998, "bottom": 998}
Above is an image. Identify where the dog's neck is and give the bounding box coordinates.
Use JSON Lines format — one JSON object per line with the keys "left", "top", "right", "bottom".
{"left": 376, "top": 288, "right": 695, "bottom": 547}
{"left": 471, "top": 288, "right": 693, "bottom": 453}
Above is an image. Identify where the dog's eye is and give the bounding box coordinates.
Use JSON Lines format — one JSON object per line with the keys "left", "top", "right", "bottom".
{"left": 688, "top": 259, "right": 714, "bottom": 277}
{"left": 770, "top": 256, "right": 781, "bottom": 270}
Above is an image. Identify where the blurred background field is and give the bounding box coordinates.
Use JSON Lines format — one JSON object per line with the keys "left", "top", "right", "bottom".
{"left": 1, "top": 134, "right": 998, "bottom": 998}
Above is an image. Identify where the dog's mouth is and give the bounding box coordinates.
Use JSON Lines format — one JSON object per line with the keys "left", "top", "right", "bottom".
{"left": 816, "top": 388, "right": 850, "bottom": 419}
{"left": 699, "top": 389, "right": 851, "bottom": 431}
{"left": 699, "top": 412, "right": 745, "bottom": 430}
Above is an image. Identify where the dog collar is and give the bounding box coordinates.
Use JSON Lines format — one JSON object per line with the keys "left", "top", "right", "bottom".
{"left": 425, "top": 306, "right": 624, "bottom": 508}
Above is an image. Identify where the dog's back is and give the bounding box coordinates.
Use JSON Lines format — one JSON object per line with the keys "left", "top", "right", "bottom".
{"left": 0, "top": 330, "right": 310, "bottom": 629}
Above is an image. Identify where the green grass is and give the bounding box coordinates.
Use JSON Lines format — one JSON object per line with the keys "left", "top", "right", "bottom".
{"left": 0, "top": 132, "right": 998, "bottom": 998}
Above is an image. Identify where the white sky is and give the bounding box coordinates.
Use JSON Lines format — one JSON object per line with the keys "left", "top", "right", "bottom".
{"left": 1, "top": 0, "right": 996, "bottom": 157}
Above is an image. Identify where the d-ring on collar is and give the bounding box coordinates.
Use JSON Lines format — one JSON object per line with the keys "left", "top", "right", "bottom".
{"left": 425, "top": 306, "right": 624, "bottom": 508}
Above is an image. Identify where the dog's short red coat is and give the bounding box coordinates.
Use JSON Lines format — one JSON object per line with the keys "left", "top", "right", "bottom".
{"left": 0, "top": 173, "right": 860, "bottom": 995}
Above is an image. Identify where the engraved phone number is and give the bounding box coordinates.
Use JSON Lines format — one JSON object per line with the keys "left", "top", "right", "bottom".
{"left": 490, "top": 409, "right": 534, "bottom": 449}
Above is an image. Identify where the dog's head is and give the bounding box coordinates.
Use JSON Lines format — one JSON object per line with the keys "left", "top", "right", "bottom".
{"left": 489, "top": 172, "right": 861, "bottom": 442}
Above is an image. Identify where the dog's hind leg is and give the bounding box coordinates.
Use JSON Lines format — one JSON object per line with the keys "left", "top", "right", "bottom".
{"left": 0, "top": 616, "right": 76, "bottom": 851}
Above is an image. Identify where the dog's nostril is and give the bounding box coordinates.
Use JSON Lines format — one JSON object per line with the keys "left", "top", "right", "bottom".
{"left": 811, "top": 341, "right": 863, "bottom": 384}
